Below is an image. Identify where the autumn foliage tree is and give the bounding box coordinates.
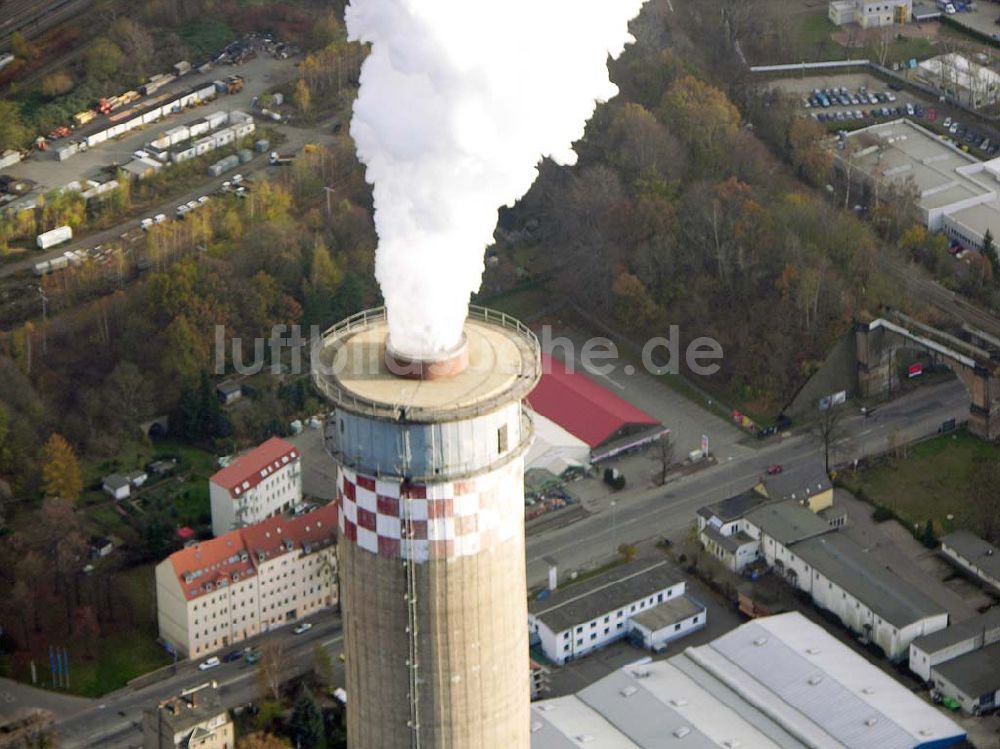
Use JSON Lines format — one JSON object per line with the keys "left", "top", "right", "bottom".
{"left": 40, "top": 433, "right": 82, "bottom": 501}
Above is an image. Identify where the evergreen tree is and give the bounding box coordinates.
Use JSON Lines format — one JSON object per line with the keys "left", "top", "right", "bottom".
{"left": 983, "top": 229, "right": 999, "bottom": 286}
{"left": 289, "top": 687, "right": 325, "bottom": 749}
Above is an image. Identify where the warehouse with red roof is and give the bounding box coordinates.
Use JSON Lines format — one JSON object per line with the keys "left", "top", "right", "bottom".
{"left": 527, "top": 354, "right": 666, "bottom": 469}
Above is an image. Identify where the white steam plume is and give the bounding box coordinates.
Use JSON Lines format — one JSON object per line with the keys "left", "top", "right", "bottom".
{"left": 346, "top": 0, "right": 649, "bottom": 357}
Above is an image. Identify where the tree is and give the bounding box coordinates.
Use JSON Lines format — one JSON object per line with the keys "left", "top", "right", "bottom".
{"left": 983, "top": 229, "right": 999, "bottom": 286}
{"left": 10, "top": 32, "right": 29, "bottom": 60}
{"left": 650, "top": 435, "right": 675, "bottom": 485}
{"left": 969, "top": 458, "right": 1000, "bottom": 544}
{"left": 658, "top": 75, "right": 740, "bottom": 171}
{"left": 289, "top": 686, "right": 325, "bottom": 749}
{"left": 617, "top": 543, "right": 637, "bottom": 561}
{"left": 256, "top": 640, "right": 287, "bottom": 702}
{"left": 0, "top": 101, "right": 31, "bottom": 152}
{"left": 312, "top": 641, "right": 334, "bottom": 687}
{"left": 109, "top": 17, "right": 154, "bottom": 77}
{"left": 40, "top": 434, "right": 82, "bottom": 501}
{"left": 41, "top": 71, "right": 74, "bottom": 98}
{"left": 814, "top": 405, "right": 844, "bottom": 473}
{"left": 295, "top": 78, "right": 313, "bottom": 114}
{"left": 84, "top": 38, "right": 124, "bottom": 81}
{"left": 241, "top": 734, "right": 292, "bottom": 749}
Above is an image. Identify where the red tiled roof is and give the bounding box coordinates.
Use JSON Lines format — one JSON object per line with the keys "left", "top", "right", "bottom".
{"left": 240, "top": 504, "right": 338, "bottom": 563}
{"left": 169, "top": 531, "right": 255, "bottom": 601}
{"left": 210, "top": 436, "right": 299, "bottom": 497}
{"left": 527, "top": 354, "right": 659, "bottom": 448}
{"left": 167, "top": 503, "right": 338, "bottom": 601}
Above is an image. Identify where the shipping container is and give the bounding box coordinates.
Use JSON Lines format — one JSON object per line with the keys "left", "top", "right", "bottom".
{"left": 238, "top": 149, "right": 253, "bottom": 163}
{"left": 37, "top": 226, "right": 73, "bottom": 250}
{"left": 255, "top": 139, "right": 270, "bottom": 153}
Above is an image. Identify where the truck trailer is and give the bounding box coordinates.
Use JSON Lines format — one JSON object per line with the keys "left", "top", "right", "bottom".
{"left": 36, "top": 226, "right": 73, "bottom": 250}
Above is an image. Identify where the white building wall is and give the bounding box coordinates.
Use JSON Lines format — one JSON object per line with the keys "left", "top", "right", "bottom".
{"left": 631, "top": 609, "right": 706, "bottom": 650}
{"left": 210, "top": 482, "right": 237, "bottom": 537}
{"left": 530, "top": 581, "right": 687, "bottom": 665}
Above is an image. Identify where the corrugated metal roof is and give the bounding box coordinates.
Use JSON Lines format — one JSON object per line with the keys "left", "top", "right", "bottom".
{"left": 931, "top": 641, "right": 1000, "bottom": 699}
{"left": 527, "top": 353, "right": 659, "bottom": 448}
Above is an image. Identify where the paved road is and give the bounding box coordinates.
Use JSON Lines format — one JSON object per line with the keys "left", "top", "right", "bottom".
{"left": 19, "top": 378, "right": 965, "bottom": 748}
{"left": 0, "top": 119, "right": 336, "bottom": 290}
{"left": 53, "top": 614, "right": 344, "bottom": 749}
{"left": 525, "top": 378, "right": 969, "bottom": 588}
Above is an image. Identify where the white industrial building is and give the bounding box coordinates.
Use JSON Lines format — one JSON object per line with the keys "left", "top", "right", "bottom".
{"left": 697, "top": 496, "right": 948, "bottom": 661}
{"left": 842, "top": 119, "right": 1000, "bottom": 251}
{"left": 917, "top": 53, "right": 1000, "bottom": 110}
{"left": 930, "top": 641, "right": 1000, "bottom": 715}
{"left": 531, "top": 612, "right": 966, "bottom": 749}
{"left": 829, "top": 0, "right": 911, "bottom": 27}
{"left": 525, "top": 411, "right": 590, "bottom": 476}
{"left": 940, "top": 530, "right": 1000, "bottom": 593}
{"left": 909, "top": 607, "right": 1000, "bottom": 681}
{"left": 209, "top": 436, "right": 302, "bottom": 537}
{"left": 528, "top": 559, "right": 704, "bottom": 665}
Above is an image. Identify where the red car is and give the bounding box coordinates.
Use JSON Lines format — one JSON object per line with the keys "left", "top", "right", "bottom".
{"left": 766, "top": 464, "right": 783, "bottom": 475}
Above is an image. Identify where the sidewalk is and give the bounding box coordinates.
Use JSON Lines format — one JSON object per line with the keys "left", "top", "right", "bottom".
{"left": 0, "top": 677, "right": 92, "bottom": 722}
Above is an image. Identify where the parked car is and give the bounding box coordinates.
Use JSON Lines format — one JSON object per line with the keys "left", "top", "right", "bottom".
{"left": 950, "top": 122, "right": 959, "bottom": 134}
{"left": 943, "top": 117, "right": 952, "bottom": 128}
{"left": 185, "top": 199, "right": 199, "bottom": 211}
{"left": 222, "top": 650, "right": 243, "bottom": 663}
{"left": 140, "top": 217, "right": 153, "bottom": 231}
{"left": 767, "top": 464, "right": 783, "bottom": 475}
{"left": 176, "top": 205, "right": 189, "bottom": 218}
{"left": 198, "top": 656, "right": 221, "bottom": 671}
{"left": 245, "top": 649, "right": 260, "bottom": 665}
{"left": 905, "top": 103, "right": 915, "bottom": 116}
{"left": 153, "top": 213, "right": 167, "bottom": 224}
{"left": 197, "top": 196, "right": 210, "bottom": 206}
{"left": 293, "top": 622, "right": 313, "bottom": 635}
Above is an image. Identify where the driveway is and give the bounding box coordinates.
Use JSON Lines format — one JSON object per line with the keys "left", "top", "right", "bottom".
{"left": 836, "top": 490, "right": 983, "bottom": 623}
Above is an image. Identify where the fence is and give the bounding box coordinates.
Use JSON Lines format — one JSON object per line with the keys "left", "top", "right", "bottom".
{"left": 749, "top": 59, "right": 871, "bottom": 73}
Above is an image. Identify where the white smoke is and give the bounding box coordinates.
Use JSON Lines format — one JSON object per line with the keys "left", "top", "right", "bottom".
{"left": 346, "top": 0, "right": 649, "bottom": 356}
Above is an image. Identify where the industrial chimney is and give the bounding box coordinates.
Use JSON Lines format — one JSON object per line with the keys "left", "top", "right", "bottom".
{"left": 313, "top": 305, "right": 541, "bottom": 748}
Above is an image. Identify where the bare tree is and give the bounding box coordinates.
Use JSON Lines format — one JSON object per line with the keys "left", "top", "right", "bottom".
{"left": 814, "top": 405, "right": 846, "bottom": 473}
{"left": 650, "top": 435, "right": 676, "bottom": 485}
{"left": 256, "top": 640, "right": 288, "bottom": 702}
{"left": 969, "top": 458, "right": 1000, "bottom": 544}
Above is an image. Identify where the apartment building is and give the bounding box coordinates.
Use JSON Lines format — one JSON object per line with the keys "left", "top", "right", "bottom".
{"left": 209, "top": 436, "right": 303, "bottom": 537}
{"left": 156, "top": 504, "right": 337, "bottom": 659}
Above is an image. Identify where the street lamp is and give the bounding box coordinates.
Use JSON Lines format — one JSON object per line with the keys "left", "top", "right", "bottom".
{"left": 611, "top": 500, "right": 617, "bottom": 554}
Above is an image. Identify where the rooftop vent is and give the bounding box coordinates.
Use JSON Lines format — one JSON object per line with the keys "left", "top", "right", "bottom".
{"left": 670, "top": 698, "right": 688, "bottom": 707}
{"left": 862, "top": 687, "right": 875, "bottom": 695}
{"left": 673, "top": 727, "right": 691, "bottom": 738}
{"left": 808, "top": 675, "right": 823, "bottom": 686}
{"left": 865, "top": 718, "right": 879, "bottom": 727}
{"left": 620, "top": 686, "right": 638, "bottom": 698}
{"left": 574, "top": 735, "right": 594, "bottom": 744}
{"left": 753, "top": 637, "right": 768, "bottom": 646}
{"left": 806, "top": 647, "right": 821, "bottom": 655}
{"left": 538, "top": 704, "right": 554, "bottom": 712}
{"left": 531, "top": 722, "right": 543, "bottom": 733}
{"left": 724, "top": 742, "right": 742, "bottom": 748}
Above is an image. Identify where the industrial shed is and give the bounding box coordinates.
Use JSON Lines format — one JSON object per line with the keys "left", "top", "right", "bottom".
{"left": 931, "top": 641, "right": 1000, "bottom": 715}
{"left": 531, "top": 612, "right": 967, "bottom": 749}
{"left": 909, "top": 607, "right": 1000, "bottom": 682}
{"left": 527, "top": 353, "right": 665, "bottom": 462}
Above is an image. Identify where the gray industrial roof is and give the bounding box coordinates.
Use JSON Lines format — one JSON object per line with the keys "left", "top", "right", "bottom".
{"left": 941, "top": 530, "right": 1000, "bottom": 581}
{"left": 529, "top": 559, "right": 682, "bottom": 634}
{"left": 697, "top": 489, "right": 768, "bottom": 523}
{"left": 758, "top": 458, "right": 831, "bottom": 503}
{"left": 630, "top": 595, "right": 704, "bottom": 632}
{"left": 932, "top": 641, "right": 1000, "bottom": 698}
{"left": 745, "top": 499, "right": 832, "bottom": 546}
{"left": 530, "top": 612, "right": 964, "bottom": 749}
{"left": 793, "top": 533, "right": 946, "bottom": 629}
{"left": 701, "top": 615, "right": 964, "bottom": 749}
{"left": 701, "top": 524, "right": 755, "bottom": 554}
{"left": 911, "top": 607, "right": 1000, "bottom": 655}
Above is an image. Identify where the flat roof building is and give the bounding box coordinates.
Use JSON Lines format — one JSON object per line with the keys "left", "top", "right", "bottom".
{"left": 528, "top": 559, "right": 702, "bottom": 664}
{"left": 909, "top": 607, "right": 1000, "bottom": 682}
{"left": 930, "top": 641, "right": 1000, "bottom": 715}
{"left": 842, "top": 119, "right": 1000, "bottom": 251}
{"left": 940, "top": 530, "right": 1000, "bottom": 594}
{"left": 531, "top": 612, "right": 966, "bottom": 749}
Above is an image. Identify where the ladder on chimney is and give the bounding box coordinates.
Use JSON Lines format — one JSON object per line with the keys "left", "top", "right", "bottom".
{"left": 403, "top": 491, "right": 421, "bottom": 749}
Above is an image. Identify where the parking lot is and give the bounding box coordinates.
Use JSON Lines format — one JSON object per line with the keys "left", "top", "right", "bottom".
{"left": 774, "top": 71, "right": 1000, "bottom": 158}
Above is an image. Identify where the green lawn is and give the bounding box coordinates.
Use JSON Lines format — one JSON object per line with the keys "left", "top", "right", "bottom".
{"left": 839, "top": 430, "right": 998, "bottom": 533}
{"left": 792, "top": 13, "right": 842, "bottom": 61}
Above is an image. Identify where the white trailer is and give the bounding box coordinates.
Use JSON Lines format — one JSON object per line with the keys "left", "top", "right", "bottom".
{"left": 36, "top": 226, "right": 73, "bottom": 250}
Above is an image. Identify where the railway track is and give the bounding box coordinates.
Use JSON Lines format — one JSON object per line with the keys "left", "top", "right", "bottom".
{"left": 0, "top": 0, "right": 95, "bottom": 45}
